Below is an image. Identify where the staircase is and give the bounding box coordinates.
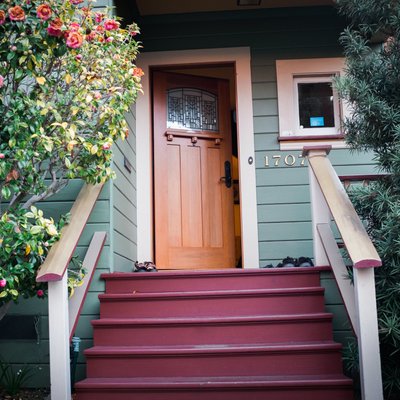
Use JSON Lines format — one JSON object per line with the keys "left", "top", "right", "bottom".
{"left": 74, "top": 267, "right": 354, "bottom": 399}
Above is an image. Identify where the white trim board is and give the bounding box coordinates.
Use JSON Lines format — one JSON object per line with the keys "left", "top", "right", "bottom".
{"left": 136, "top": 47, "right": 259, "bottom": 268}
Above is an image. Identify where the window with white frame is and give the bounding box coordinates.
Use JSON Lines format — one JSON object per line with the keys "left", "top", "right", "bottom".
{"left": 276, "top": 58, "right": 347, "bottom": 149}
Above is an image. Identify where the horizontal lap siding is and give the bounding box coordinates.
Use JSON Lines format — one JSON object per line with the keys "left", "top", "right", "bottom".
{"left": 111, "top": 104, "right": 138, "bottom": 273}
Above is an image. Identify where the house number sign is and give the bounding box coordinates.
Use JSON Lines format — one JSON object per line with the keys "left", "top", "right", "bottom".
{"left": 264, "top": 154, "right": 306, "bottom": 167}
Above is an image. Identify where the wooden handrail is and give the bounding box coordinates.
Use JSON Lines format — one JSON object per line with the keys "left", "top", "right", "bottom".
{"left": 36, "top": 183, "right": 104, "bottom": 282}
{"left": 69, "top": 231, "right": 106, "bottom": 340}
{"left": 304, "top": 147, "right": 381, "bottom": 269}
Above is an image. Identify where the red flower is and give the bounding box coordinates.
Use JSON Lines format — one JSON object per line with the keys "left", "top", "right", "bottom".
{"left": 66, "top": 31, "right": 83, "bottom": 49}
{"left": 37, "top": 289, "right": 45, "bottom": 297}
{"left": 37, "top": 4, "right": 52, "bottom": 21}
{"left": 95, "top": 12, "right": 104, "bottom": 23}
{"left": 104, "top": 19, "right": 119, "bottom": 31}
{"left": 0, "top": 10, "right": 6, "bottom": 25}
{"left": 132, "top": 67, "right": 144, "bottom": 77}
{"left": 85, "top": 31, "right": 96, "bottom": 42}
{"left": 9, "top": 5, "right": 26, "bottom": 21}
{"left": 69, "top": 22, "right": 80, "bottom": 31}
{"left": 47, "top": 18, "right": 63, "bottom": 37}
{"left": 70, "top": 0, "right": 84, "bottom": 4}
{"left": 102, "top": 142, "right": 111, "bottom": 150}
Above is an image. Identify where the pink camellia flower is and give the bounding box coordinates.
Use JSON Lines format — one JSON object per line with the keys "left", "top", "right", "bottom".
{"left": 132, "top": 67, "right": 144, "bottom": 78}
{"left": 104, "top": 19, "right": 119, "bottom": 31}
{"left": 93, "top": 91, "right": 101, "bottom": 100}
{"left": 102, "top": 143, "right": 111, "bottom": 150}
{"left": 0, "top": 75, "right": 4, "bottom": 88}
{"left": 0, "top": 10, "right": 6, "bottom": 25}
{"left": 9, "top": 5, "right": 26, "bottom": 21}
{"left": 0, "top": 279, "right": 6, "bottom": 288}
{"left": 106, "top": 36, "right": 113, "bottom": 43}
{"left": 0, "top": 153, "right": 5, "bottom": 159}
{"left": 37, "top": 4, "right": 52, "bottom": 20}
{"left": 75, "top": 54, "right": 82, "bottom": 61}
{"left": 85, "top": 31, "right": 96, "bottom": 42}
{"left": 47, "top": 18, "right": 63, "bottom": 37}
{"left": 70, "top": 0, "right": 84, "bottom": 4}
{"left": 37, "top": 289, "right": 45, "bottom": 297}
{"left": 66, "top": 31, "right": 83, "bottom": 49}
{"left": 95, "top": 12, "right": 104, "bottom": 23}
{"left": 69, "top": 22, "right": 80, "bottom": 31}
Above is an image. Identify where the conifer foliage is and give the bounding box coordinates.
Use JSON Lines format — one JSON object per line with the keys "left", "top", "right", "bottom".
{"left": 336, "top": 1, "right": 400, "bottom": 398}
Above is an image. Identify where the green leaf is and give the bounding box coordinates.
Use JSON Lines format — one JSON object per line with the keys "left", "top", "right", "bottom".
{"left": 30, "top": 226, "right": 42, "bottom": 235}
{"left": 0, "top": 291, "right": 8, "bottom": 298}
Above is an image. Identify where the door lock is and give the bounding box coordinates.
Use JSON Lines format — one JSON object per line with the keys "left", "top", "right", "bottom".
{"left": 220, "top": 161, "right": 232, "bottom": 188}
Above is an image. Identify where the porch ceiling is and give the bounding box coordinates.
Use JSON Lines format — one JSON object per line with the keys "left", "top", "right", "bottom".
{"left": 135, "top": 0, "right": 334, "bottom": 16}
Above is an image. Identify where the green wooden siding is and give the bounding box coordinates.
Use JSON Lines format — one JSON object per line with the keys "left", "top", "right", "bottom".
{"left": 110, "top": 104, "right": 138, "bottom": 273}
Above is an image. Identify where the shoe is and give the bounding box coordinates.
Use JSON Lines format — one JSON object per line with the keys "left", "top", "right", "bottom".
{"left": 281, "top": 256, "right": 297, "bottom": 268}
{"left": 297, "top": 257, "right": 314, "bottom": 268}
{"left": 133, "top": 261, "right": 158, "bottom": 272}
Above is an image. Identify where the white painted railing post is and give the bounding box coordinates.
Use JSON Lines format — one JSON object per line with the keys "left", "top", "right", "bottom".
{"left": 305, "top": 147, "right": 331, "bottom": 266}
{"left": 353, "top": 267, "right": 383, "bottom": 400}
{"left": 48, "top": 274, "right": 71, "bottom": 400}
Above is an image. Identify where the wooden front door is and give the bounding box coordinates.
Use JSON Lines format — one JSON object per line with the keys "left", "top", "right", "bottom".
{"left": 153, "top": 71, "right": 235, "bottom": 269}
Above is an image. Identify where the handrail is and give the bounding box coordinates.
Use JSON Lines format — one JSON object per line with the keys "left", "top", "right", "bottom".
{"left": 36, "top": 183, "right": 104, "bottom": 282}
{"left": 304, "top": 146, "right": 383, "bottom": 400}
{"left": 69, "top": 231, "right": 107, "bottom": 341}
{"left": 303, "top": 147, "right": 381, "bottom": 269}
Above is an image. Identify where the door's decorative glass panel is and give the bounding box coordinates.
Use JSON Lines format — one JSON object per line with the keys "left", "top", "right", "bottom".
{"left": 167, "top": 88, "right": 218, "bottom": 131}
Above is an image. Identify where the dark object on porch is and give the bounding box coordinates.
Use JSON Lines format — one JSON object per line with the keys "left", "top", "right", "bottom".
{"left": 263, "top": 256, "right": 314, "bottom": 269}
{"left": 133, "top": 261, "right": 158, "bottom": 272}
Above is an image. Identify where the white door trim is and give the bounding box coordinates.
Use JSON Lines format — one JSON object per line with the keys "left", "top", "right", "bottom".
{"left": 136, "top": 47, "right": 259, "bottom": 268}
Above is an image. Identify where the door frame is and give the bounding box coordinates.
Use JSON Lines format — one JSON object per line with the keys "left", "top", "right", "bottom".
{"left": 136, "top": 47, "right": 260, "bottom": 268}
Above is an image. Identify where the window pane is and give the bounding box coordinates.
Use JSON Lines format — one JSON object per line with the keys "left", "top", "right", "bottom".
{"left": 167, "top": 88, "right": 218, "bottom": 131}
{"left": 298, "top": 82, "right": 335, "bottom": 129}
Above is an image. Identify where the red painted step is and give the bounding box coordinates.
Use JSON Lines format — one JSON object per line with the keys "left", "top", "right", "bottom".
{"left": 75, "top": 375, "right": 354, "bottom": 400}
{"left": 75, "top": 267, "right": 353, "bottom": 399}
{"left": 92, "top": 313, "right": 334, "bottom": 346}
{"left": 85, "top": 343, "right": 344, "bottom": 378}
{"left": 102, "top": 267, "right": 325, "bottom": 294}
{"left": 99, "top": 287, "right": 326, "bottom": 318}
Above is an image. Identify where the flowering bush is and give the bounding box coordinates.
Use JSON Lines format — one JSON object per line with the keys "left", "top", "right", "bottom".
{"left": 0, "top": 0, "right": 142, "bottom": 305}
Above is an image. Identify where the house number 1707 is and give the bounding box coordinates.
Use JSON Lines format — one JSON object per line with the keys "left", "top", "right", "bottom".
{"left": 264, "top": 154, "right": 305, "bottom": 167}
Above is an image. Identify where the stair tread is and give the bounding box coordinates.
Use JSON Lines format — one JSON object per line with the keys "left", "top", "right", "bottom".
{"left": 92, "top": 312, "right": 334, "bottom": 326}
{"left": 100, "top": 286, "right": 324, "bottom": 299}
{"left": 85, "top": 341, "right": 342, "bottom": 356}
{"left": 76, "top": 374, "right": 352, "bottom": 388}
{"left": 101, "top": 266, "right": 330, "bottom": 281}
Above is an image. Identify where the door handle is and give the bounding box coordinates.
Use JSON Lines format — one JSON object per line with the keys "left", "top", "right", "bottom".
{"left": 220, "top": 161, "right": 232, "bottom": 188}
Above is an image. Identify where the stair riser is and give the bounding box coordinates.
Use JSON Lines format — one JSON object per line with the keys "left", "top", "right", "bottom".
{"left": 75, "top": 387, "right": 354, "bottom": 400}
{"left": 100, "top": 294, "right": 326, "bottom": 318}
{"left": 93, "top": 320, "right": 333, "bottom": 346}
{"left": 86, "top": 351, "right": 343, "bottom": 378}
{"left": 104, "top": 272, "right": 321, "bottom": 294}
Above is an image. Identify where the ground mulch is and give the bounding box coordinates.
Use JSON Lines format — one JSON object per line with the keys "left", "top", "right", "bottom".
{"left": 0, "top": 388, "right": 50, "bottom": 400}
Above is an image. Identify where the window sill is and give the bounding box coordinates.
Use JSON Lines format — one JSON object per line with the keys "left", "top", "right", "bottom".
{"left": 278, "top": 134, "right": 346, "bottom": 150}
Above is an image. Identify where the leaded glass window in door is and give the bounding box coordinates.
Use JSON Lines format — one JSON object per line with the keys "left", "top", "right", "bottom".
{"left": 167, "top": 88, "right": 218, "bottom": 131}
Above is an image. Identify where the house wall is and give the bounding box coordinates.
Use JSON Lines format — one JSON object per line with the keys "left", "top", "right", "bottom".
{"left": 110, "top": 104, "right": 138, "bottom": 272}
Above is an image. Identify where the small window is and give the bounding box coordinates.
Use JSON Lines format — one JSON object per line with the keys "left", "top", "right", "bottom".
{"left": 276, "top": 58, "right": 347, "bottom": 150}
